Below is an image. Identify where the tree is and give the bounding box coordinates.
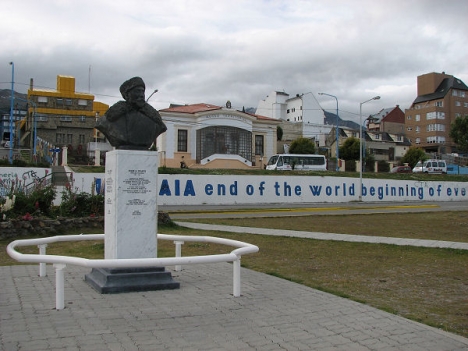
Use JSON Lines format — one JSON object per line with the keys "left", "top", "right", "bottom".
{"left": 277, "top": 126, "right": 283, "bottom": 141}
{"left": 288, "top": 137, "right": 315, "bottom": 154}
{"left": 449, "top": 115, "right": 468, "bottom": 152}
{"left": 401, "top": 146, "right": 427, "bottom": 168}
{"left": 339, "top": 137, "right": 360, "bottom": 161}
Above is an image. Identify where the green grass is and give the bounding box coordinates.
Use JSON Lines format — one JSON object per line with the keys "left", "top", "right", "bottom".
{"left": 1, "top": 211, "right": 467, "bottom": 338}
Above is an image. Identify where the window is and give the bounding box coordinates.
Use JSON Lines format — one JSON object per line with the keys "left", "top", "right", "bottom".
{"left": 427, "top": 124, "right": 445, "bottom": 132}
{"left": 65, "top": 99, "right": 73, "bottom": 106}
{"left": 79, "top": 116, "right": 86, "bottom": 122}
{"left": 427, "top": 136, "right": 445, "bottom": 144}
{"left": 407, "top": 127, "right": 412, "bottom": 131}
{"left": 435, "top": 101, "right": 443, "bottom": 107}
{"left": 78, "top": 99, "right": 88, "bottom": 106}
{"left": 177, "top": 129, "right": 188, "bottom": 152}
{"left": 67, "top": 134, "right": 73, "bottom": 144}
{"left": 56, "top": 133, "right": 65, "bottom": 143}
{"left": 415, "top": 114, "right": 420, "bottom": 121}
{"left": 456, "top": 101, "right": 461, "bottom": 107}
{"left": 79, "top": 134, "right": 85, "bottom": 144}
{"left": 56, "top": 98, "right": 63, "bottom": 106}
{"left": 415, "top": 126, "right": 420, "bottom": 133}
{"left": 38, "top": 96, "right": 48, "bottom": 103}
{"left": 60, "top": 115, "right": 72, "bottom": 122}
{"left": 196, "top": 126, "right": 252, "bottom": 162}
{"left": 406, "top": 115, "right": 412, "bottom": 120}
{"left": 255, "top": 135, "right": 264, "bottom": 155}
{"left": 426, "top": 111, "right": 445, "bottom": 120}
{"left": 36, "top": 114, "right": 48, "bottom": 121}
{"left": 461, "top": 91, "right": 466, "bottom": 98}
{"left": 415, "top": 137, "right": 420, "bottom": 144}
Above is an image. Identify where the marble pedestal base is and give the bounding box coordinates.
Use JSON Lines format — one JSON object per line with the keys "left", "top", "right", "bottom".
{"left": 85, "top": 267, "right": 180, "bottom": 294}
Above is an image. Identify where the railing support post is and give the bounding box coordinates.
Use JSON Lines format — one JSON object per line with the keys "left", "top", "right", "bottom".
{"left": 174, "top": 241, "right": 184, "bottom": 272}
{"left": 54, "top": 263, "right": 67, "bottom": 310}
{"left": 233, "top": 257, "right": 241, "bottom": 297}
{"left": 38, "top": 244, "right": 48, "bottom": 277}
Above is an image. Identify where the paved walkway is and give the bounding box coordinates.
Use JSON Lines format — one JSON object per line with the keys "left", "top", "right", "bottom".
{"left": 175, "top": 222, "right": 468, "bottom": 250}
{"left": 3, "top": 226, "right": 468, "bottom": 350}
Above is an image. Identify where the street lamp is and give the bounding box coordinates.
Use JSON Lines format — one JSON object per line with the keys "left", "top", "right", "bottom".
{"left": 359, "top": 95, "right": 380, "bottom": 201}
{"left": 9, "top": 62, "right": 15, "bottom": 164}
{"left": 146, "top": 89, "right": 158, "bottom": 102}
{"left": 318, "top": 92, "right": 339, "bottom": 171}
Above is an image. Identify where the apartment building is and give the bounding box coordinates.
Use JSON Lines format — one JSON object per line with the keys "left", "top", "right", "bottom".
{"left": 26, "top": 75, "right": 108, "bottom": 162}
{"left": 405, "top": 72, "right": 468, "bottom": 154}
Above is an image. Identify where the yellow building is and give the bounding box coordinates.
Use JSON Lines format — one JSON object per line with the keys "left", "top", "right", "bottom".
{"left": 25, "top": 75, "right": 108, "bottom": 163}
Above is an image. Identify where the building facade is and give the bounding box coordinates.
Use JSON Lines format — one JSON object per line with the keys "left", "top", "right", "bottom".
{"left": 26, "top": 75, "right": 108, "bottom": 162}
{"left": 256, "top": 91, "right": 332, "bottom": 150}
{"left": 158, "top": 103, "right": 280, "bottom": 169}
{"left": 367, "top": 105, "right": 405, "bottom": 135}
{"left": 405, "top": 72, "right": 468, "bottom": 155}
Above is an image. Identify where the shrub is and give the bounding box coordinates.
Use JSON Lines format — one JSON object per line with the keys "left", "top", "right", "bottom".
{"left": 10, "top": 185, "right": 56, "bottom": 218}
{"left": 58, "top": 185, "right": 104, "bottom": 217}
{"left": 378, "top": 160, "right": 390, "bottom": 172}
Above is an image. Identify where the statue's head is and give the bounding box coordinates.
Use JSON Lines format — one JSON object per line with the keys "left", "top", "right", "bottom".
{"left": 120, "top": 77, "right": 146, "bottom": 108}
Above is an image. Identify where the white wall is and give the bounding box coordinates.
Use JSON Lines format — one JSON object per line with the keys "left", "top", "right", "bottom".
{"left": 2, "top": 167, "right": 467, "bottom": 205}
{"left": 156, "top": 174, "right": 467, "bottom": 205}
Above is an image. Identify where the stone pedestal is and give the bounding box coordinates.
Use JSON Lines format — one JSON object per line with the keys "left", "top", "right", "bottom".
{"left": 86, "top": 150, "right": 179, "bottom": 293}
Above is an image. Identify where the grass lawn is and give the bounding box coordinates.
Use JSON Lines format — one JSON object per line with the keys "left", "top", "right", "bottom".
{"left": 1, "top": 210, "right": 467, "bottom": 338}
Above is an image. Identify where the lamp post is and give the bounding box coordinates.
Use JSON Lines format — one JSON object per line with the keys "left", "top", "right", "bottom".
{"left": 8, "top": 62, "right": 14, "bottom": 164}
{"left": 146, "top": 89, "right": 158, "bottom": 102}
{"left": 318, "top": 93, "right": 339, "bottom": 171}
{"left": 359, "top": 96, "right": 380, "bottom": 202}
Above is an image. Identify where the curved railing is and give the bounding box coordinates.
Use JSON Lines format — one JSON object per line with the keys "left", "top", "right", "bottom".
{"left": 7, "top": 233, "right": 259, "bottom": 310}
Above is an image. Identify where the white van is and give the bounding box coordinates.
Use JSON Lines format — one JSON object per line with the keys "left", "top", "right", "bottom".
{"left": 412, "top": 159, "right": 447, "bottom": 174}
{"left": 266, "top": 154, "right": 327, "bottom": 171}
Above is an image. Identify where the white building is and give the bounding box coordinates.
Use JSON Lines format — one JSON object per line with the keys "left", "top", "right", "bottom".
{"left": 256, "top": 91, "right": 332, "bottom": 149}
{"left": 158, "top": 103, "right": 280, "bottom": 169}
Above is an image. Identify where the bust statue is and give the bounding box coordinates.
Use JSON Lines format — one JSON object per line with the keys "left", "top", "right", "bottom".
{"left": 96, "top": 77, "right": 167, "bottom": 150}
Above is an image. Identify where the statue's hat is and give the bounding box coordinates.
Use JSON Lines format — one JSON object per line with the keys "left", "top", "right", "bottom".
{"left": 120, "top": 77, "right": 145, "bottom": 99}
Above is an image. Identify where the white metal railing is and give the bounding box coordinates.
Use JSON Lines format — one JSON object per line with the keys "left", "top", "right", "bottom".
{"left": 7, "top": 233, "right": 259, "bottom": 310}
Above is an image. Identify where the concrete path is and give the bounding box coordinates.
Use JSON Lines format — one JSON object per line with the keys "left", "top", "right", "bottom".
{"left": 1, "top": 262, "right": 468, "bottom": 351}
{"left": 175, "top": 222, "right": 468, "bottom": 250}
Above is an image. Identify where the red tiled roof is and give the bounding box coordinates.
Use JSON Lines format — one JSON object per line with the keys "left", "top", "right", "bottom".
{"left": 160, "top": 103, "right": 222, "bottom": 114}
{"left": 160, "top": 103, "right": 279, "bottom": 123}
{"left": 244, "top": 112, "right": 279, "bottom": 122}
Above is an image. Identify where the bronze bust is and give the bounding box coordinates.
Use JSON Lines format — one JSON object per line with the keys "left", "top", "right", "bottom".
{"left": 96, "top": 77, "right": 167, "bottom": 150}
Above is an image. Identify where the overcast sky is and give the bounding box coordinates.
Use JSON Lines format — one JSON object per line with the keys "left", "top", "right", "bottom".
{"left": 1, "top": 0, "right": 467, "bottom": 123}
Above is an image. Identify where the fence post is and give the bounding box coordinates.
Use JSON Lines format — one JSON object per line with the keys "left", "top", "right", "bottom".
{"left": 174, "top": 241, "right": 184, "bottom": 272}
{"left": 233, "top": 257, "right": 241, "bottom": 297}
{"left": 54, "top": 263, "right": 67, "bottom": 310}
{"left": 38, "top": 244, "right": 48, "bottom": 277}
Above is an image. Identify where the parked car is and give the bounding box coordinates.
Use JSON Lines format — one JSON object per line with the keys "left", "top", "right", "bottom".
{"left": 390, "top": 165, "right": 412, "bottom": 173}
{"left": 412, "top": 159, "right": 447, "bottom": 174}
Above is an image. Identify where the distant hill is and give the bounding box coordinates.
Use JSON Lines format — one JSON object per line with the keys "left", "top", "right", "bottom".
{"left": 323, "top": 110, "right": 360, "bottom": 130}
{"left": 248, "top": 106, "right": 360, "bottom": 130}
{"left": 0, "top": 90, "right": 28, "bottom": 114}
